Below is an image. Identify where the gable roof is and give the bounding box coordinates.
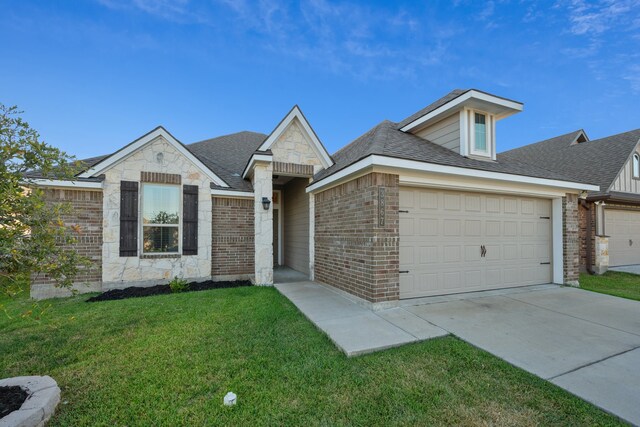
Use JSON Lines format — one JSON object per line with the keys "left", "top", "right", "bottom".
{"left": 189, "top": 131, "right": 267, "bottom": 191}
{"left": 257, "top": 105, "right": 333, "bottom": 168}
{"left": 499, "top": 128, "right": 640, "bottom": 195}
{"left": 313, "top": 120, "right": 586, "bottom": 185}
{"left": 78, "top": 126, "right": 230, "bottom": 187}
{"left": 397, "top": 89, "right": 523, "bottom": 132}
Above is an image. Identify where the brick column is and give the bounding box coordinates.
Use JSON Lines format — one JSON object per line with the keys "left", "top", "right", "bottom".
{"left": 314, "top": 172, "right": 399, "bottom": 304}
{"left": 563, "top": 194, "right": 580, "bottom": 286}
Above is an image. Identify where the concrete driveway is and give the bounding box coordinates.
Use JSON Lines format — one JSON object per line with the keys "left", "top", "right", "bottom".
{"left": 406, "top": 286, "right": 640, "bottom": 425}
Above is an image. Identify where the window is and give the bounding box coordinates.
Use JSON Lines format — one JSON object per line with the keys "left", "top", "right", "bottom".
{"left": 142, "top": 184, "right": 180, "bottom": 253}
{"left": 634, "top": 154, "right": 640, "bottom": 178}
{"left": 474, "top": 113, "right": 487, "bottom": 152}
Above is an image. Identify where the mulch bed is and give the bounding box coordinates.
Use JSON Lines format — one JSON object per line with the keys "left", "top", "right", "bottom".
{"left": 86, "top": 280, "right": 252, "bottom": 303}
{"left": 0, "top": 386, "right": 28, "bottom": 418}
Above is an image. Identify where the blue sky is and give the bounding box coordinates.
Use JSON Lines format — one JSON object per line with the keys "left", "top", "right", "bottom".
{"left": 1, "top": 0, "right": 639, "bottom": 159}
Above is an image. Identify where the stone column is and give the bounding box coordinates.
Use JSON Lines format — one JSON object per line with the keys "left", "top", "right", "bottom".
{"left": 251, "top": 162, "right": 273, "bottom": 285}
{"left": 593, "top": 236, "right": 609, "bottom": 275}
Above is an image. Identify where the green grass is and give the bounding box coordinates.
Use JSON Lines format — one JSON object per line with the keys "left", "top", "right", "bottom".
{"left": 0, "top": 287, "right": 621, "bottom": 426}
{"left": 580, "top": 271, "right": 640, "bottom": 301}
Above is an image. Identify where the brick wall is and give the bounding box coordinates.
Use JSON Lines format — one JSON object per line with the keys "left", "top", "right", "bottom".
{"left": 31, "top": 188, "right": 103, "bottom": 287}
{"left": 211, "top": 197, "right": 254, "bottom": 277}
{"left": 314, "top": 172, "right": 399, "bottom": 303}
{"left": 578, "top": 201, "right": 596, "bottom": 272}
{"left": 563, "top": 194, "right": 580, "bottom": 284}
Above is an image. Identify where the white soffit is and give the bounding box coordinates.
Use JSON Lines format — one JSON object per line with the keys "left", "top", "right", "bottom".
{"left": 306, "top": 155, "right": 599, "bottom": 194}
{"left": 78, "top": 127, "right": 229, "bottom": 187}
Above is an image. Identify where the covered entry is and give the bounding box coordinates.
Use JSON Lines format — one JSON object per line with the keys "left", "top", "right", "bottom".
{"left": 399, "top": 187, "right": 553, "bottom": 299}
{"left": 273, "top": 177, "right": 310, "bottom": 275}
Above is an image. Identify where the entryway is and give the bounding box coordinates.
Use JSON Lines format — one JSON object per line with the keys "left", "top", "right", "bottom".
{"left": 272, "top": 176, "right": 311, "bottom": 277}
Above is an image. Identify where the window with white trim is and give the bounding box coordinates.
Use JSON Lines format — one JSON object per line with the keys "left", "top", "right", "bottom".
{"left": 634, "top": 153, "right": 640, "bottom": 178}
{"left": 474, "top": 112, "right": 487, "bottom": 152}
{"left": 141, "top": 183, "right": 180, "bottom": 253}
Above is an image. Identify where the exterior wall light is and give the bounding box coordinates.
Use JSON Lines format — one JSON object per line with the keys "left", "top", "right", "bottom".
{"left": 262, "top": 197, "right": 271, "bottom": 210}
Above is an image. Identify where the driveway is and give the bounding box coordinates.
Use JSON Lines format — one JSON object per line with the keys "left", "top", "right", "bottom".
{"left": 406, "top": 286, "right": 640, "bottom": 425}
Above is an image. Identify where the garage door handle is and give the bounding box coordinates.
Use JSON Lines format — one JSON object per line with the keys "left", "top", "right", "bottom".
{"left": 399, "top": 270, "right": 410, "bottom": 274}
{"left": 630, "top": 239, "right": 634, "bottom": 246}
{"left": 480, "top": 245, "right": 487, "bottom": 257}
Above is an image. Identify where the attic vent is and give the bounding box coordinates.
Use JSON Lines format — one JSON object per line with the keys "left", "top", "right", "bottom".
{"left": 576, "top": 134, "right": 588, "bottom": 143}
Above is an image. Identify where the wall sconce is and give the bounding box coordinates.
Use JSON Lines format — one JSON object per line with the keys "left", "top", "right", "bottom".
{"left": 262, "top": 197, "right": 271, "bottom": 210}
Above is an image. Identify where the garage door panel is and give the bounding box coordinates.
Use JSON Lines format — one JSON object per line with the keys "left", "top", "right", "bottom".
{"left": 464, "top": 194, "right": 481, "bottom": 212}
{"left": 419, "top": 218, "right": 438, "bottom": 236}
{"left": 419, "top": 246, "right": 438, "bottom": 265}
{"left": 443, "top": 245, "right": 462, "bottom": 262}
{"left": 522, "top": 199, "right": 535, "bottom": 215}
{"left": 419, "top": 191, "right": 438, "bottom": 209}
{"left": 606, "top": 209, "right": 640, "bottom": 266}
{"left": 399, "top": 217, "right": 414, "bottom": 236}
{"left": 399, "top": 187, "right": 552, "bottom": 298}
{"left": 504, "top": 244, "right": 519, "bottom": 260}
{"left": 465, "top": 220, "right": 481, "bottom": 236}
{"left": 486, "top": 221, "right": 501, "bottom": 236}
{"left": 443, "top": 219, "right": 461, "bottom": 236}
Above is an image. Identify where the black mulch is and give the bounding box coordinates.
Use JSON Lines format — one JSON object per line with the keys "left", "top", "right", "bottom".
{"left": 0, "top": 386, "right": 28, "bottom": 418}
{"left": 86, "top": 280, "right": 252, "bottom": 302}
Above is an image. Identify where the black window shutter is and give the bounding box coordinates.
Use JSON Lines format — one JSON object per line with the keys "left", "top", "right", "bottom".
{"left": 182, "top": 185, "right": 198, "bottom": 255}
{"left": 119, "top": 181, "right": 138, "bottom": 257}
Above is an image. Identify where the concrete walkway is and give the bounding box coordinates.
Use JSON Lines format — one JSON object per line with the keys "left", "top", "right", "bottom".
{"left": 276, "top": 281, "right": 640, "bottom": 424}
{"left": 275, "top": 281, "right": 447, "bottom": 356}
{"left": 610, "top": 264, "right": 640, "bottom": 275}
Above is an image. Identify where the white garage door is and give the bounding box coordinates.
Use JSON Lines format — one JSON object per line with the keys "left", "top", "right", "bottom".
{"left": 605, "top": 209, "right": 640, "bottom": 267}
{"left": 399, "top": 187, "right": 553, "bottom": 299}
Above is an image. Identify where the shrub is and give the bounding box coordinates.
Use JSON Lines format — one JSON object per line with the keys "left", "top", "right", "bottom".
{"left": 169, "top": 277, "right": 189, "bottom": 293}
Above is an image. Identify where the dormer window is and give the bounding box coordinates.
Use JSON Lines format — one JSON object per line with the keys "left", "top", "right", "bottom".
{"left": 467, "top": 110, "right": 494, "bottom": 159}
{"left": 474, "top": 113, "right": 487, "bottom": 152}
{"left": 633, "top": 153, "right": 639, "bottom": 178}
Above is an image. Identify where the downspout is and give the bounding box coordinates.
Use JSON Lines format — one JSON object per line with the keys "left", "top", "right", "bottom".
{"left": 580, "top": 199, "right": 595, "bottom": 275}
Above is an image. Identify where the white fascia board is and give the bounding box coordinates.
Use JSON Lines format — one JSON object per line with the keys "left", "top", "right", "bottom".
{"left": 241, "top": 153, "right": 273, "bottom": 179}
{"left": 400, "top": 90, "right": 523, "bottom": 133}
{"left": 78, "top": 127, "right": 229, "bottom": 188}
{"left": 307, "top": 155, "right": 599, "bottom": 193}
{"left": 30, "top": 179, "right": 103, "bottom": 189}
{"left": 211, "top": 189, "right": 254, "bottom": 198}
{"left": 259, "top": 106, "right": 333, "bottom": 168}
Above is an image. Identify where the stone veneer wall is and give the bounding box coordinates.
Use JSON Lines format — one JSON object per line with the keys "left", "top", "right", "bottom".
{"left": 101, "top": 136, "right": 212, "bottom": 287}
{"left": 31, "top": 188, "right": 103, "bottom": 298}
{"left": 211, "top": 197, "right": 254, "bottom": 277}
{"left": 563, "top": 194, "right": 580, "bottom": 285}
{"left": 578, "top": 201, "right": 596, "bottom": 272}
{"left": 270, "top": 119, "right": 325, "bottom": 169}
{"left": 314, "top": 172, "right": 399, "bottom": 303}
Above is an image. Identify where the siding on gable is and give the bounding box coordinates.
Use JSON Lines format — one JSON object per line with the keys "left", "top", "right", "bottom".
{"left": 283, "top": 178, "right": 309, "bottom": 274}
{"left": 610, "top": 151, "right": 640, "bottom": 193}
{"left": 414, "top": 113, "right": 460, "bottom": 153}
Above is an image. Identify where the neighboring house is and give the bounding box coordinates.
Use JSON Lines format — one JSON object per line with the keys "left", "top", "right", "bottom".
{"left": 29, "top": 89, "right": 598, "bottom": 307}
{"left": 501, "top": 128, "right": 640, "bottom": 274}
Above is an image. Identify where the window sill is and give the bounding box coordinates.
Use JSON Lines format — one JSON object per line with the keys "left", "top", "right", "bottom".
{"left": 140, "top": 254, "right": 181, "bottom": 259}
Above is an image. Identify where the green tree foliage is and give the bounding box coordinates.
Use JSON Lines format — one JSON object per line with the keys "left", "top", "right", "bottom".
{"left": 0, "top": 103, "right": 89, "bottom": 300}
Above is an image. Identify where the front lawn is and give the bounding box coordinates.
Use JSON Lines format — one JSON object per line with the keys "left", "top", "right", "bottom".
{"left": 580, "top": 271, "right": 640, "bottom": 301}
{"left": 0, "top": 287, "right": 621, "bottom": 426}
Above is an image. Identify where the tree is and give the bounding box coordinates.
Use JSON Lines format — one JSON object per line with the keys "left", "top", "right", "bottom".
{"left": 0, "top": 103, "right": 89, "bottom": 301}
